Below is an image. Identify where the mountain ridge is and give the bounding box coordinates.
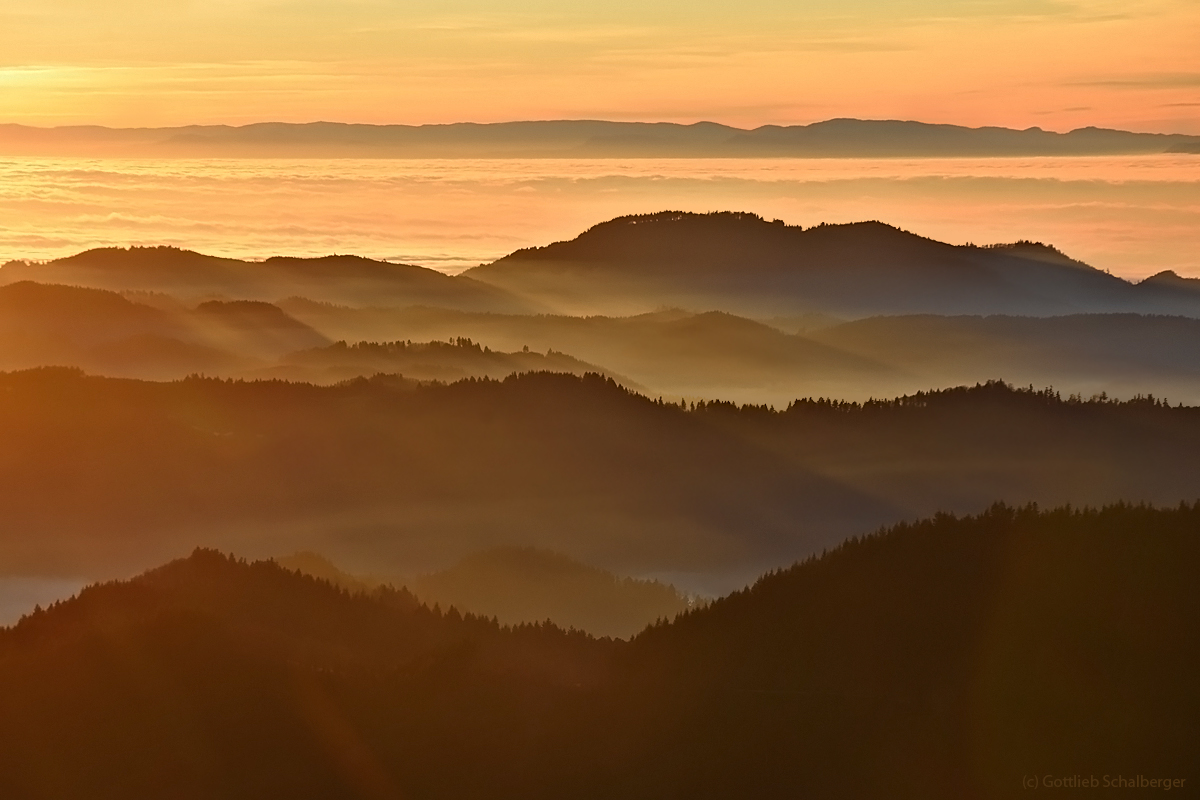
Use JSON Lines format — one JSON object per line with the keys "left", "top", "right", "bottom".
{"left": 1, "top": 246, "right": 533, "bottom": 312}
{"left": 3, "top": 118, "right": 1197, "bottom": 158}
{"left": 466, "top": 211, "right": 1197, "bottom": 318}
{"left": 10, "top": 215, "right": 1198, "bottom": 320}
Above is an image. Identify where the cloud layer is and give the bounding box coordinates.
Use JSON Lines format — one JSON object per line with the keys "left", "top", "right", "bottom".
{"left": 2, "top": 155, "right": 1197, "bottom": 279}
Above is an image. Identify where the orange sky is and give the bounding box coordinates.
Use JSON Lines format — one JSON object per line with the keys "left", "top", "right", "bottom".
{"left": 0, "top": 0, "right": 1197, "bottom": 132}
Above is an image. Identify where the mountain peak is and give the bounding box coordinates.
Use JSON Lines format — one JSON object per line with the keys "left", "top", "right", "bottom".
{"left": 466, "top": 211, "right": 1138, "bottom": 318}
{"left": 489, "top": 211, "right": 921, "bottom": 269}
{"left": 1141, "top": 269, "right": 1198, "bottom": 286}
{"left": 55, "top": 245, "right": 232, "bottom": 268}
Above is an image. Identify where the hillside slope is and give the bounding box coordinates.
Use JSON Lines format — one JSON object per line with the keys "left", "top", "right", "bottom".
{"left": 2, "top": 371, "right": 1200, "bottom": 594}
{"left": 411, "top": 547, "right": 692, "bottom": 639}
{"left": 0, "top": 283, "right": 615, "bottom": 385}
{"left": 278, "top": 548, "right": 691, "bottom": 639}
{"left": 2, "top": 503, "right": 1195, "bottom": 799}
{"left": 0, "top": 550, "right": 611, "bottom": 800}
{"left": 602, "top": 503, "right": 1200, "bottom": 798}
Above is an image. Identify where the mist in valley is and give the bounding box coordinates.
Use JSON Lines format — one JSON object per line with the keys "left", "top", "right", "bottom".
{"left": 2, "top": 209, "right": 1198, "bottom": 797}
{"left": 6, "top": 0, "right": 1199, "bottom": 785}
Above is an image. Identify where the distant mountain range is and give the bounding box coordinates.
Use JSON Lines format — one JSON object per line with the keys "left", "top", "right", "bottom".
{"left": 3, "top": 118, "right": 1199, "bottom": 158}
{"left": 2, "top": 503, "right": 1195, "bottom": 798}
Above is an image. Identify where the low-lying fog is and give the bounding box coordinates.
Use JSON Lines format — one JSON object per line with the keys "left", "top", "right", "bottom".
{"left": 2, "top": 155, "right": 1197, "bottom": 279}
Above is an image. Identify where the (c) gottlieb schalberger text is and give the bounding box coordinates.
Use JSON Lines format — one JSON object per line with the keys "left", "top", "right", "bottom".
{"left": 1024, "top": 775, "right": 1187, "bottom": 790}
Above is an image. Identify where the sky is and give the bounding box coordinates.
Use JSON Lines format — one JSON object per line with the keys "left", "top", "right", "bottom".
{"left": 0, "top": 0, "right": 1197, "bottom": 132}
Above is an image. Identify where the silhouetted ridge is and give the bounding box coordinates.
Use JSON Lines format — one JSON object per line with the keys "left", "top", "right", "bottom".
{"left": 468, "top": 211, "right": 1182, "bottom": 318}
{"left": 14, "top": 246, "right": 237, "bottom": 277}
{"left": 497, "top": 212, "right": 926, "bottom": 271}
{"left": 11, "top": 213, "right": 1200, "bottom": 320}
{"left": 975, "top": 239, "right": 1080, "bottom": 265}
{"left": 5, "top": 118, "right": 1198, "bottom": 157}
{"left": 259, "top": 254, "right": 484, "bottom": 285}
{"left": 777, "top": 378, "right": 1176, "bottom": 413}
{"left": 1141, "top": 269, "right": 1200, "bottom": 287}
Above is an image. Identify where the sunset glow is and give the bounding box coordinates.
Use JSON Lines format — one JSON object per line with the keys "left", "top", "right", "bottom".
{"left": 1, "top": 0, "right": 1197, "bottom": 132}
{"left": 1, "top": 0, "right": 1198, "bottom": 790}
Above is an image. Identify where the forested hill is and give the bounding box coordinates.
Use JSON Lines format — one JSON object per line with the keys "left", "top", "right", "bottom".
{"left": 0, "top": 549, "right": 614, "bottom": 800}
{"left": 1, "top": 503, "right": 1196, "bottom": 799}
{"left": 598, "top": 502, "right": 1200, "bottom": 799}
{"left": 0, "top": 367, "right": 894, "bottom": 585}
{"left": 4, "top": 368, "right": 1200, "bottom": 591}
{"left": 467, "top": 212, "right": 1200, "bottom": 318}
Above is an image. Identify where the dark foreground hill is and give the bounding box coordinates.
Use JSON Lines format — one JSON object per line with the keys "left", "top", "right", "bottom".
{"left": 1, "top": 503, "right": 1196, "bottom": 799}
{"left": 467, "top": 211, "right": 1200, "bottom": 318}
{"left": 0, "top": 549, "right": 614, "bottom": 800}
{"left": 4, "top": 369, "right": 1200, "bottom": 594}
